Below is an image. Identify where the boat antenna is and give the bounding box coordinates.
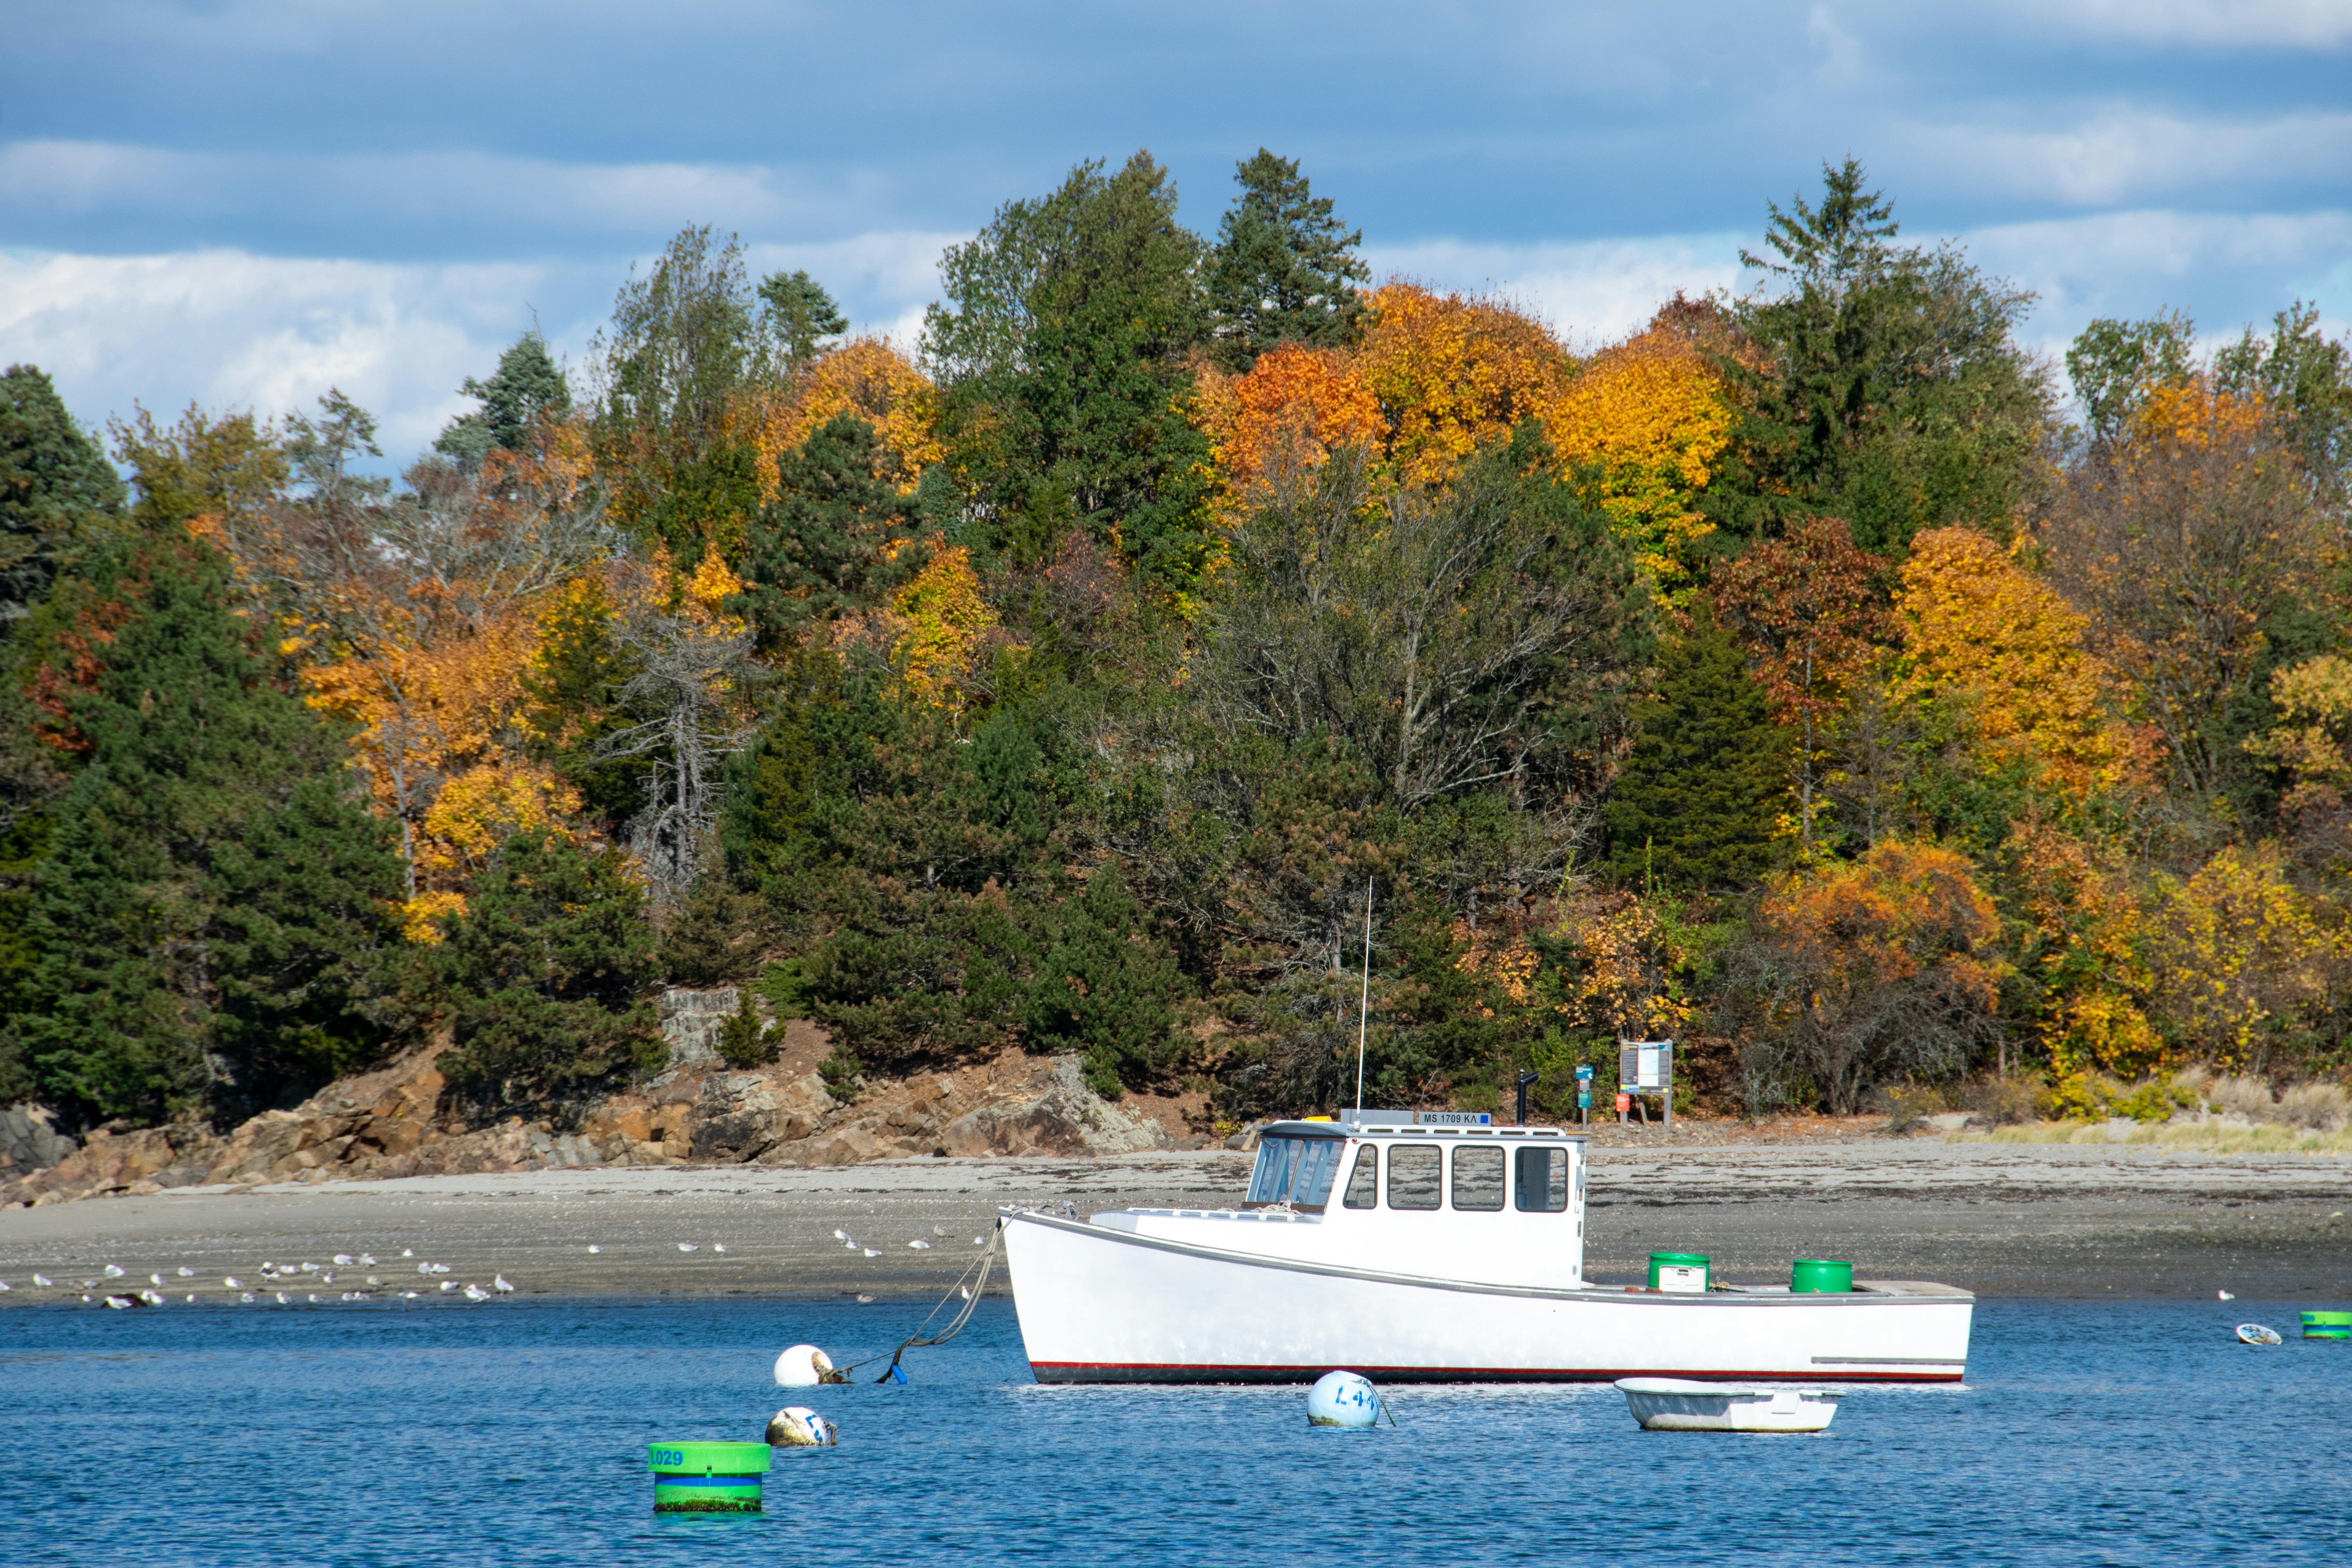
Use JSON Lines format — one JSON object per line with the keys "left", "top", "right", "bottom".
{"left": 1354, "top": 879, "right": 1373, "bottom": 1112}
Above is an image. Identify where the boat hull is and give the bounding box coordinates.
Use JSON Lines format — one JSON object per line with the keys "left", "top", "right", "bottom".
{"left": 1005, "top": 1211, "right": 1972, "bottom": 1385}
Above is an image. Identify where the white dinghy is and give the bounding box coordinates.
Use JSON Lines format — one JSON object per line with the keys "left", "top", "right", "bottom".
{"left": 1001, "top": 1111, "right": 1974, "bottom": 1385}
{"left": 1615, "top": 1377, "right": 1842, "bottom": 1432}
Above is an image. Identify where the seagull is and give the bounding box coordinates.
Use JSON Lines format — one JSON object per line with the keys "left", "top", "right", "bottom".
{"left": 366, "top": 1275, "right": 381, "bottom": 1286}
{"left": 440, "top": 1281, "right": 458, "bottom": 1292}
{"left": 276, "top": 1292, "right": 290, "bottom": 1305}
{"left": 833, "top": 1229, "right": 847, "bottom": 1241}
{"left": 33, "top": 1273, "right": 52, "bottom": 1287}
{"left": 105, "top": 1295, "right": 134, "bottom": 1309}
{"left": 587, "top": 1245, "right": 602, "bottom": 1254}
{"left": 856, "top": 1293, "right": 875, "bottom": 1304}
{"left": 677, "top": 1243, "right": 698, "bottom": 1252}
{"left": 400, "top": 1290, "right": 420, "bottom": 1299}
{"left": 359, "top": 1254, "right": 376, "bottom": 1266}
{"left": 151, "top": 1273, "right": 164, "bottom": 1286}
{"left": 417, "top": 1263, "right": 434, "bottom": 1275}
{"left": 972, "top": 1238, "right": 985, "bottom": 1245}
{"left": 401, "top": 1249, "right": 414, "bottom": 1258}
{"left": 240, "top": 1293, "right": 256, "bottom": 1304}
{"left": 933, "top": 1225, "right": 948, "bottom": 1238}
{"left": 333, "top": 1254, "right": 353, "bottom": 1267}
{"left": 463, "top": 1284, "right": 492, "bottom": 1302}
{"left": 176, "top": 1267, "right": 194, "bottom": 1277}
{"left": 140, "top": 1289, "right": 166, "bottom": 1305}
{"left": 863, "top": 1249, "right": 879, "bottom": 1258}
{"left": 0, "top": 1281, "right": 10, "bottom": 1292}
{"left": 307, "top": 1294, "right": 321, "bottom": 1303}
{"left": 299, "top": 1262, "right": 318, "bottom": 1274}
{"left": 493, "top": 1274, "right": 514, "bottom": 1293}
{"left": 908, "top": 1239, "right": 931, "bottom": 1250}
{"left": 321, "top": 1273, "right": 334, "bottom": 1283}
{"left": 185, "top": 1294, "right": 195, "bottom": 1303}
{"left": 225, "top": 1277, "right": 241, "bottom": 1289}
{"left": 2218, "top": 1289, "right": 2236, "bottom": 1301}
{"left": 103, "top": 1264, "right": 124, "bottom": 1278}
{"left": 960, "top": 1287, "right": 971, "bottom": 1300}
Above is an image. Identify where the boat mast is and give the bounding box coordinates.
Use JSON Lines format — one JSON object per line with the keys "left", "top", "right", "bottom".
{"left": 1354, "top": 879, "right": 1373, "bottom": 1111}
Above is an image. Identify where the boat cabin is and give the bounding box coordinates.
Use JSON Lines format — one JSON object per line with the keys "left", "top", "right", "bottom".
{"left": 1088, "top": 1109, "right": 1589, "bottom": 1290}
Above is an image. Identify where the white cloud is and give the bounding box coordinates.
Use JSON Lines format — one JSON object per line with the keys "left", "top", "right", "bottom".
{"left": 1807, "top": 5, "right": 1868, "bottom": 84}
{"left": 0, "top": 140, "right": 894, "bottom": 238}
{"left": 2012, "top": 0, "right": 2352, "bottom": 47}
{"left": 0, "top": 236, "right": 959, "bottom": 460}
{"left": 1363, "top": 235, "right": 1748, "bottom": 351}
{"left": 1906, "top": 107, "right": 2352, "bottom": 206}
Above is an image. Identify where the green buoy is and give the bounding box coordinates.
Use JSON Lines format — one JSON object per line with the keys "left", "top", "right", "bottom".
{"left": 647, "top": 1441, "right": 772, "bottom": 1513}
{"left": 1791, "top": 1258, "right": 1854, "bottom": 1294}
{"left": 2302, "top": 1310, "right": 2350, "bottom": 1341}
{"left": 1648, "top": 1251, "right": 1710, "bottom": 1292}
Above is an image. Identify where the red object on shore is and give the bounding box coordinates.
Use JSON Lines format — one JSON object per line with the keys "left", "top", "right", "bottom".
{"left": 1615, "top": 1093, "right": 1630, "bottom": 1115}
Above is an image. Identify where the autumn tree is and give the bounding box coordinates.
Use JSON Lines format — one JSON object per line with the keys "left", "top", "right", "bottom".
{"left": 1353, "top": 283, "right": 1570, "bottom": 488}
{"left": 1205, "top": 149, "right": 1370, "bottom": 370}
{"left": 2065, "top": 310, "right": 2199, "bottom": 448}
{"left": 1712, "top": 515, "right": 1887, "bottom": 849}
{"left": 1724, "top": 840, "right": 2002, "bottom": 1112}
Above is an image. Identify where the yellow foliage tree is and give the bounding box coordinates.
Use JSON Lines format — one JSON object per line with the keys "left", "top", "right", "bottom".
{"left": 889, "top": 544, "right": 1001, "bottom": 719}
{"left": 2142, "top": 846, "right": 2337, "bottom": 1068}
{"left": 1896, "top": 527, "right": 2141, "bottom": 805}
{"left": 1214, "top": 342, "right": 1386, "bottom": 505}
{"left": 1541, "top": 328, "right": 1732, "bottom": 590}
{"left": 2245, "top": 653, "right": 2352, "bottom": 817}
{"left": 1354, "top": 282, "right": 1571, "bottom": 487}
{"left": 741, "top": 337, "right": 942, "bottom": 501}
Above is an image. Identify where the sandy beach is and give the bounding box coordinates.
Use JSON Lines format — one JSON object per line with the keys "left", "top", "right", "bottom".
{"left": 4, "top": 1138, "right": 2349, "bottom": 1305}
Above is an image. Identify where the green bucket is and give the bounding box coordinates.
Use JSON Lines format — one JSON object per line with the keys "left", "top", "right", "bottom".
{"left": 1648, "top": 1251, "right": 1710, "bottom": 1292}
{"left": 1791, "top": 1258, "right": 1854, "bottom": 1294}
{"left": 647, "top": 1441, "right": 772, "bottom": 1513}
{"left": 2302, "top": 1310, "right": 2351, "bottom": 1341}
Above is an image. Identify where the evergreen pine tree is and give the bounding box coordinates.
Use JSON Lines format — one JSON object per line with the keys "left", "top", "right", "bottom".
{"left": 1602, "top": 603, "right": 1790, "bottom": 889}
{"left": 436, "top": 831, "right": 662, "bottom": 1109}
{"left": 738, "top": 413, "right": 926, "bottom": 646}
{"left": 18, "top": 532, "right": 404, "bottom": 1124}
{"left": 1025, "top": 861, "right": 1186, "bottom": 1098}
{"left": 758, "top": 270, "right": 849, "bottom": 367}
{"left": 1205, "top": 149, "right": 1370, "bottom": 369}
{"left": 0, "top": 363, "right": 123, "bottom": 617}
{"left": 435, "top": 331, "right": 572, "bottom": 469}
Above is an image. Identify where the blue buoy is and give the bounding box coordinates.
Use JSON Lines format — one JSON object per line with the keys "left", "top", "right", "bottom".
{"left": 1307, "top": 1370, "right": 1383, "bottom": 1428}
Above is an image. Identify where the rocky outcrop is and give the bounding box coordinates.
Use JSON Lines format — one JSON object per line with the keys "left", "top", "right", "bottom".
{"left": 0, "top": 1103, "right": 74, "bottom": 1174}
{"left": 0, "top": 1025, "right": 1195, "bottom": 1209}
{"left": 658, "top": 987, "right": 739, "bottom": 1074}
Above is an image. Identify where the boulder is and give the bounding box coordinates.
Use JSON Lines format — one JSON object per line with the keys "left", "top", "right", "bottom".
{"left": 0, "top": 1104, "right": 75, "bottom": 1174}
{"left": 939, "top": 1056, "right": 1172, "bottom": 1157}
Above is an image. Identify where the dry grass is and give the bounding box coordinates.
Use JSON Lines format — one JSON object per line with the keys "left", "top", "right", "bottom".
{"left": 1953, "top": 1120, "right": 2352, "bottom": 1154}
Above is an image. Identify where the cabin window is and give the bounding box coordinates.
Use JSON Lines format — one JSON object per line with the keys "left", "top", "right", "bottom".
{"left": 1515, "top": 1147, "right": 1568, "bottom": 1212}
{"left": 1450, "top": 1146, "right": 1504, "bottom": 1210}
{"left": 1246, "top": 1136, "right": 1343, "bottom": 1207}
{"left": 1386, "top": 1145, "right": 1441, "bottom": 1210}
{"left": 1342, "top": 1146, "right": 1379, "bottom": 1209}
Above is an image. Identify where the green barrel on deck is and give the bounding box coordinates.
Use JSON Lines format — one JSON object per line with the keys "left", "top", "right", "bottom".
{"left": 647, "top": 1441, "right": 772, "bottom": 1513}
{"left": 1791, "top": 1259, "right": 1854, "bottom": 1294}
{"left": 1647, "top": 1251, "right": 1710, "bottom": 1290}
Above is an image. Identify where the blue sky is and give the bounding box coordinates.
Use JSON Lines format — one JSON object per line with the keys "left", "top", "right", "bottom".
{"left": 3, "top": 0, "right": 2348, "bottom": 459}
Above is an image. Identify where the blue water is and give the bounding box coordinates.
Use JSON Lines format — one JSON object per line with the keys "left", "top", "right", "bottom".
{"left": 3, "top": 1296, "right": 2344, "bottom": 1566}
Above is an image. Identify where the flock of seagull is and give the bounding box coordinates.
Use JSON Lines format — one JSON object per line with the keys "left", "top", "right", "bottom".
{"left": 2, "top": 1223, "right": 991, "bottom": 1310}
{"left": 0, "top": 1249, "right": 517, "bottom": 1309}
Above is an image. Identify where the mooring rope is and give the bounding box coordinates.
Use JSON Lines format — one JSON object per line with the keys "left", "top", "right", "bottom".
{"left": 836, "top": 1220, "right": 1004, "bottom": 1383}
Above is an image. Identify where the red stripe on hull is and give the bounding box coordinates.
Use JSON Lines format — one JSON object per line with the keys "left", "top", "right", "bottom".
{"left": 1029, "top": 1362, "right": 1963, "bottom": 1385}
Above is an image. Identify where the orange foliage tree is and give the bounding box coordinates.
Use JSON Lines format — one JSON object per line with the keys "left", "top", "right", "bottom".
{"left": 741, "top": 336, "right": 943, "bottom": 501}
{"left": 1726, "top": 840, "right": 2003, "bottom": 1112}
{"left": 1354, "top": 282, "right": 1571, "bottom": 487}
{"left": 1211, "top": 342, "right": 1385, "bottom": 506}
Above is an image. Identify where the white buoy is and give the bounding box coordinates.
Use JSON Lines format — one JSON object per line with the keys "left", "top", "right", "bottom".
{"left": 774, "top": 1344, "right": 835, "bottom": 1387}
{"left": 1307, "top": 1370, "right": 1383, "bottom": 1428}
{"left": 766, "top": 1406, "right": 838, "bottom": 1447}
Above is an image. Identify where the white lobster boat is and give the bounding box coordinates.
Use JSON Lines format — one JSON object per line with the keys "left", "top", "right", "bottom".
{"left": 1002, "top": 1111, "right": 1972, "bottom": 1385}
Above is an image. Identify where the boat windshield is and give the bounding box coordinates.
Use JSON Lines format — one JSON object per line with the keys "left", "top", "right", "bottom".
{"left": 1246, "top": 1136, "right": 1342, "bottom": 1207}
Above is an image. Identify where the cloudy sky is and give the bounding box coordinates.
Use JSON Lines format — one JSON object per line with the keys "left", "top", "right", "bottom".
{"left": 4, "top": 0, "right": 2348, "bottom": 461}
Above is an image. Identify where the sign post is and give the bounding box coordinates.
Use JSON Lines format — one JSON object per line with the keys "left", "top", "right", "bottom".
{"left": 1616, "top": 1039, "right": 1675, "bottom": 1130}
{"left": 1574, "top": 1064, "right": 1593, "bottom": 1126}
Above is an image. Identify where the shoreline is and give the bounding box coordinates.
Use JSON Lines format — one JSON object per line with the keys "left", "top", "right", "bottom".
{"left": 3, "top": 1142, "right": 2348, "bottom": 1306}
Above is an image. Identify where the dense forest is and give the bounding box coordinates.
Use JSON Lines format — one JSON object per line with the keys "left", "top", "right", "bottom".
{"left": 4, "top": 153, "right": 2349, "bottom": 1138}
